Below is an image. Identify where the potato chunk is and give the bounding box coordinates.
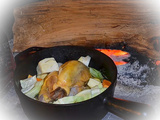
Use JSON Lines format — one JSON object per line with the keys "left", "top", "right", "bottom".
{"left": 37, "top": 58, "right": 59, "bottom": 74}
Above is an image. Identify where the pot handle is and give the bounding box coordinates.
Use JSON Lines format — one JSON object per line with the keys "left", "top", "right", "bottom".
{"left": 103, "top": 97, "right": 155, "bottom": 120}
{"left": 15, "top": 47, "right": 46, "bottom": 65}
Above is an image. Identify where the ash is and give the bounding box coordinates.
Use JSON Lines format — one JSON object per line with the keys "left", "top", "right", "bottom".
{"left": 117, "top": 61, "right": 152, "bottom": 87}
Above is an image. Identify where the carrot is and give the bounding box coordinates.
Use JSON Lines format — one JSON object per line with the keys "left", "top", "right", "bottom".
{"left": 36, "top": 78, "right": 42, "bottom": 81}
{"left": 102, "top": 80, "right": 111, "bottom": 88}
{"left": 28, "top": 75, "right": 42, "bottom": 81}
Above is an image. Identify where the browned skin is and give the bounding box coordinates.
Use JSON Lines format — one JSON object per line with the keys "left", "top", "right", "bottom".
{"left": 50, "top": 87, "right": 67, "bottom": 101}
{"left": 52, "top": 60, "right": 91, "bottom": 96}
{"left": 38, "top": 71, "right": 58, "bottom": 103}
{"left": 38, "top": 60, "right": 91, "bottom": 103}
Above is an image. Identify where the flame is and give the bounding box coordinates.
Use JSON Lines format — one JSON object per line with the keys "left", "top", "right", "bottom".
{"left": 96, "top": 49, "right": 130, "bottom": 65}
{"left": 96, "top": 49, "right": 129, "bottom": 56}
{"left": 114, "top": 61, "right": 128, "bottom": 65}
{"left": 156, "top": 61, "right": 160, "bottom": 66}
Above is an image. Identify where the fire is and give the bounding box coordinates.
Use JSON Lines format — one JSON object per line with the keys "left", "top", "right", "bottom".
{"left": 114, "top": 61, "right": 128, "bottom": 66}
{"left": 96, "top": 49, "right": 130, "bottom": 65}
{"left": 156, "top": 61, "right": 160, "bottom": 66}
{"left": 96, "top": 49, "right": 129, "bottom": 56}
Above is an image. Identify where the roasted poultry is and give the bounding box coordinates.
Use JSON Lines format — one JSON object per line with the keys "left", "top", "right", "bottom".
{"left": 39, "top": 60, "right": 91, "bottom": 103}
{"left": 38, "top": 71, "right": 58, "bottom": 103}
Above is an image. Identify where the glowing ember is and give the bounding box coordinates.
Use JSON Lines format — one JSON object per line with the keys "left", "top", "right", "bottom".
{"left": 96, "top": 49, "right": 129, "bottom": 56}
{"left": 114, "top": 61, "right": 128, "bottom": 66}
{"left": 156, "top": 61, "right": 160, "bottom": 66}
{"left": 96, "top": 49, "right": 130, "bottom": 65}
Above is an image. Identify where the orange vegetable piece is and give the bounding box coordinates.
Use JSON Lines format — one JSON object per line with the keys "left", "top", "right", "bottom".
{"left": 36, "top": 78, "right": 42, "bottom": 81}
{"left": 102, "top": 80, "right": 111, "bottom": 88}
{"left": 28, "top": 74, "right": 42, "bottom": 81}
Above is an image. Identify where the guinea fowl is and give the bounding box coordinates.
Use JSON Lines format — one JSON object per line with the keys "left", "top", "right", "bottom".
{"left": 39, "top": 60, "right": 91, "bottom": 103}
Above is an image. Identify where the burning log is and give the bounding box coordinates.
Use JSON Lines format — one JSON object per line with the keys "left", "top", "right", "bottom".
{"left": 12, "top": 0, "right": 160, "bottom": 60}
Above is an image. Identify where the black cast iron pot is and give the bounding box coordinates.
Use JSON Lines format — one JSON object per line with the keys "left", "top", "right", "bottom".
{"left": 14, "top": 46, "right": 154, "bottom": 120}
